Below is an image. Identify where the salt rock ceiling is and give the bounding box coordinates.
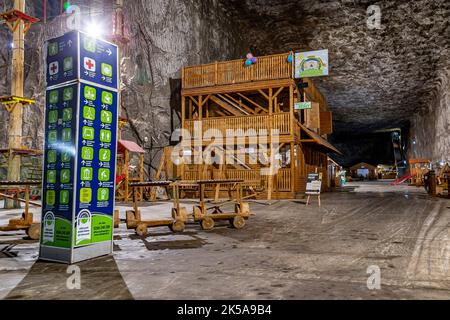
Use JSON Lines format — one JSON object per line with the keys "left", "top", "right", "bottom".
{"left": 222, "top": 0, "right": 450, "bottom": 134}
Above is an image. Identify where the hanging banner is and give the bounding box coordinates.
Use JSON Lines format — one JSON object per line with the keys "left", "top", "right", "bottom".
{"left": 294, "top": 50, "right": 329, "bottom": 78}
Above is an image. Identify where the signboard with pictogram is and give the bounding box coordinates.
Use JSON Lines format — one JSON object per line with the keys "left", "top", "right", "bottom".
{"left": 46, "top": 31, "right": 118, "bottom": 90}
{"left": 40, "top": 32, "right": 119, "bottom": 264}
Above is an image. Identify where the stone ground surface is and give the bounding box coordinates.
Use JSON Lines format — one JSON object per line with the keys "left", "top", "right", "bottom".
{"left": 0, "top": 181, "right": 449, "bottom": 300}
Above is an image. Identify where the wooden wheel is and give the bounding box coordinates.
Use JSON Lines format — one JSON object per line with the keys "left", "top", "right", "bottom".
{"left": 126, "top": 210, "right": 137, "bottom": 229}
{"left": 231, "top": 215, "right": 246, "bottom": 229}
{"left": 201, "top": 217, "right": 215, "bottom": 231}
{"left": 171, "top": 220, "right": 185, "bottom": 233}
{"left": 136, "top": 223, "right": 148, "bottom": 237}
{"left": 26, "top": 223, "right": 40, "bottom": 240}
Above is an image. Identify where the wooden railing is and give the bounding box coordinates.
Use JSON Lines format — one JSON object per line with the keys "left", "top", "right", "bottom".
{"left": 183, "top": 53, "right": 292, "bottom": 89}
{"left": 185, "top": 113, "right": 291, "bottom": 137}
{"left": 183, "top": 168, "right": 291, "bottom": 192}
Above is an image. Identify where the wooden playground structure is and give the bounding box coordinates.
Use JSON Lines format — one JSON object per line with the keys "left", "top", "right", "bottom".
{"left": 179, "top": 52, "right": 340, "bottom": 200}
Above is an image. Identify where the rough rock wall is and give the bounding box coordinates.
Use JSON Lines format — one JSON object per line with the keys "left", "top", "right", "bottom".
{"left": 408, "top": 67, "right": 450, "bottom": 163}
{"left": 120, "top": 0, "right": 248, "bottom": 171}
{"left": 0, "top": 0, "right": 248, "bottom": 174}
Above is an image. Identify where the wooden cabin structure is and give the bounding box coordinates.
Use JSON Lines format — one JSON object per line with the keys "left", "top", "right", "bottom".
{"left": 349, "top": 162, "right": 377, "bottom": 180}
{"left": 408, "top": 158, "right": 431, "bottom": 186}
{"left": 116, "top": 140, "right": 145, "bottom": 202}
{"left": 178, "top": 52, "right": 340, "bottom": 199}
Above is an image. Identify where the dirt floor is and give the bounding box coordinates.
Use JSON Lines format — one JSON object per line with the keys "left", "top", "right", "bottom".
{"left": 0, "top": 181, "right": 449, "bottom": 300}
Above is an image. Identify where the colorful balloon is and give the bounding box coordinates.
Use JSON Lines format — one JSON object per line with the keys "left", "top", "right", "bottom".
{"left": 287, "top": 54, "right": 293, "bottom": 63}
{"left": 251, "top": 57, "right": 257, "bottom": 64}
{"left": 245, "top": 59, "right": 253, "bottom": 66}
{"left": 246, "top": 53, "right": 254, "bottom": 60}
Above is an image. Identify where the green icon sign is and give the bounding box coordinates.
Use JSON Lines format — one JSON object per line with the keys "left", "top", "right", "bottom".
{"left": 81, "top": 167, "right": 93, "bottom": 181}
{"left": 61, "top": 169, "right": 71, "bottom": 183}
{"left": 81, "top": 147, "right": 94, "bottom": 161}
{"left": 101, "top": 63, "right": 113, "bottom": 77}
{"left": 98, "top": 169, "right": 110, "bottom": 182}
{"left": 60, "top": 190, "right": 70, "bottom": 205}
{"left": 62, "top": 151, "right": 72, "bottom": 163}
{"left": 48, "top": 43, "right": 58, "bottom": 56}
{"left": 48, "top": 150, "right": 57, "bottom": 163}
{"left": 49, "top": 91, "right": 59, "bottom": 104}
{"left": 100, "top": 130, "right": 112, "bottom": 143}
{"left": 84, "top": 37, "right": 97, "bottom": 53}
{"left": 98, "top": 188, "right": 109, "bottom": 201}
{"left": 80, "top": 188, "right": 92, "bottom": 204}
{"left": 48, "top": 110, "right": 58, "bottom": 124}
{"left": 101, "top": 91, "right": 113, "bottom": 105}
{"left": 63, "top": 108, "right": 72, "bottom": 122}
{"left": 46, "top": 190, "right": 56, "bottom": 206}
{"left": 62, "top": 128, "right": 72, "bottom": 142}
{"left": 294, "top": 102, "right": 312, "bottom": 110}
{"left": 84, "top": 86, "right": 97, "bottom": 100}
{"left": 101, "top": 110, "right": 112, "bottom": 124}
{"left": 63, "top": 57, "right": 73, "bottom": 72}
{"left": 48, "top": 131, "right": 58, "bottom": 144}
{"left": 99, "top": 149, "right": 111, "bottom": 162}
{"left": 83, "top": 106, "right": 96, "bottom": 120}
{"left": 82, "top": 126, "right": 95, "bottom": 140}
{"left": 47, "top": 170, "right": 57, "bottom": 184}
{"left": 63, "top": 87, "right": 74, "bottom": 101}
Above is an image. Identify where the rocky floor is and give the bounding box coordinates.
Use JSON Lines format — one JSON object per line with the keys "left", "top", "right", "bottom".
{"left": 0, "top": 181, "right": 449, "bottom": 300}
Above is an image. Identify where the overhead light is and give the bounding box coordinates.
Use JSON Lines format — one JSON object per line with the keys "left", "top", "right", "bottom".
{"left": 84, "top": 21, "right": 104, "bottom": 39}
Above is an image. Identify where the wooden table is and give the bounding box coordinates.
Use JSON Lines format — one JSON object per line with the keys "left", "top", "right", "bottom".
{"left": 173, "top": 179, "right": 251, "bottom": 230}
{"left": 125, "top": 181, "right": 186, "bottom": 236}
{"left": 0, "top": 180, "right": 41, "bottom": 239}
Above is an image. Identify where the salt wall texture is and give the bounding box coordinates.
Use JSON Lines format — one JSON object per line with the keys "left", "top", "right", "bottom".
{"left": 120, "top": 0, "right": 247, "bottom": 170}
{"left": 409, "top": 67, "right": 450, "bottom": 163}
{"left": 0, "top": 0, "right": 248, "bottom": 173}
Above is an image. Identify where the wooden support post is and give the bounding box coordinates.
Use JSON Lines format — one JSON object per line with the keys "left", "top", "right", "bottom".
{"left": 267, "top": 88, "right": 274, "bottom": 201}
{"left": 139, "top": 154, "right": 144, "bottom": 201}
{"left": 124, "top": 149, "right": 129, "bottom": 203}
{"left": 290, "top": 142, "right": 295, "bottom": 193}
{"left": 6, "top": 0, "right": 26, "bottom": 209}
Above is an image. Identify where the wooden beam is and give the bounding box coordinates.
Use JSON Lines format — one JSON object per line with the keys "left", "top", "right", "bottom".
{"left": 223, "top": 93, "right": 255, "bottom": 115}
{"left": 258, "top": 89, "right": 269, "bottom": 101}
{"left": 6, "top": 0, "right": 25, "bottom": 209}
{"left": 236, "top": 92, "right": 268, "bottom": 113}
{"left": 273, "top": 87, "right": 285, "bottom": 100}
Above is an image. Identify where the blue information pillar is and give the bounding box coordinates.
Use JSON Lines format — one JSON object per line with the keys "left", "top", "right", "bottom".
{"left": 40, "top": 31, "right": 119, "bottom": 264}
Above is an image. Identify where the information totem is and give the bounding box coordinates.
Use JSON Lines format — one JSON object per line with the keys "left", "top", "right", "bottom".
{"left": 40, "top": 31, "right": 119, "bottom": 264}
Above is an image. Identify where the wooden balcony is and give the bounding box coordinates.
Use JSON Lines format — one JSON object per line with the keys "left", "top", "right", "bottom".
{"left": 184, "top": 168, "right": 292, "bottom": 192}
{"left": 184, "top": 112, "right": 294, "bottom": 143}
{"left": 182, "top": 53, "right": 292, "bottom": 90}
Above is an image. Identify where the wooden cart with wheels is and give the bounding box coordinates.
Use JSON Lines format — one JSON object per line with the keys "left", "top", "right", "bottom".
{"left": 0, "top": 180, "right": 42, "bottom": 240}
{"left": 125, "top": 181, "right": 188, "bottom": 237}
{"left": 174, "top": 179, "right": 251, "bottom": 230}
